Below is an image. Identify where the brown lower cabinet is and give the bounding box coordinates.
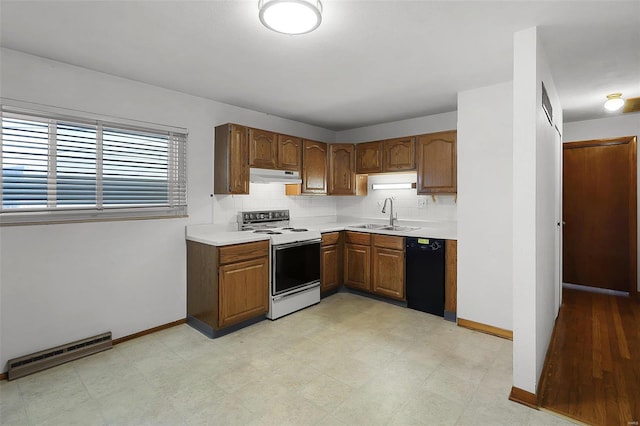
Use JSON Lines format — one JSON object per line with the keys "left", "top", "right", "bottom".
{"left": 344, "top": 232, "right": 372, "bottom": 291}
{"left": 371, "top": 234, "right": 405, "bottom": 300}
{"left": 321, "top": 232, "right": 343, "bottom": 293}
{"left": 343, "top": 231, "right": 406, "bottom": 300}
{"left": 444, "top": 240, "right": 457, "bottom": 320}
{"left": 187, "top": 240, "right": 269, "bottom": 337}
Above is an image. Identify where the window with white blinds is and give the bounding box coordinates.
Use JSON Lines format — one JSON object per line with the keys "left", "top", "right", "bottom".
{"left": 1, "top": 106, "right": 187, "bottom": 224}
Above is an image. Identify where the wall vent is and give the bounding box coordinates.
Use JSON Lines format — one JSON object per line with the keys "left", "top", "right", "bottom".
{"left": 7, "top": 332, "right": 112, "bottom": 380}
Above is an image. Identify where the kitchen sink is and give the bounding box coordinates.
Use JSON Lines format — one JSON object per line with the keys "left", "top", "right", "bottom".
{"left": 351, "top": 224, "right": 419, "bottom": 232}
{"left": 381, "top": 225, "right": 420, "bottom": 231}
{"left": 351, "top": 223, "right": 387, "bottom": 229}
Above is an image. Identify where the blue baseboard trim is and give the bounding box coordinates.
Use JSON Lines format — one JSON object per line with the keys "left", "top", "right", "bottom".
{"left": 340, "top": 286, "right": 408, "bottom": 308}
{"left": 444, "top": 310, "right": 457, "bottom": 322}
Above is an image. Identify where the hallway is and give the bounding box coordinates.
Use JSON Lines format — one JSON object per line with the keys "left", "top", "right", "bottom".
{"left": 539, "top": 288, "right": 640, "bottom": 425}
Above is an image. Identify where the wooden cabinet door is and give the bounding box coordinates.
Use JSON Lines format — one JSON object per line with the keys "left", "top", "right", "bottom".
{"left": 302, "top": 140, "right": 327, "bottom": 194}
{"left": 384, "top": 137, "right": 415, "bottom": 172}
{"left": 249, "top": 128, "right": 278, "bottom": 169}
{"left": 321, "top": 232, "right": 342, "bottom": 293}
{"left": 372, "top": 246, "right": 405, "bottom": 300}
{"left": 329, "top": 144, "right": 356, "bottom": 195}
{"left": 445, "top": 240, "right": 457, "bottom": 317}
{"left": 278, "top": 135, "right": 302, "bottom": 171}
{"left": 417, "top": 131, "right": 457, "bottom": 194}
{"left": 218, "top": 256, "right": 268, "bottom": 328}
{"left": 214, "top": 123, "right": 249, "bottom": 195}
{"left": 356, "top": 141, "right": 383, "bottom": 174}
{"left": 344, "top": 243, "right": 371, "bottom": 291}
{"left": 321, "top": 245, "right": 341, "bottom": 292}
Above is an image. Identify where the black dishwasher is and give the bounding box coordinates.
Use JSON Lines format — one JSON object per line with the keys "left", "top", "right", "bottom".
{"left": 405, "top": 237, "right": 445, "bottom": 317}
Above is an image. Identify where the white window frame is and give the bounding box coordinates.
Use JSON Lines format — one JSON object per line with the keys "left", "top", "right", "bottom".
{"left": 1, "top": 99, "right": 188, "bottom": 225}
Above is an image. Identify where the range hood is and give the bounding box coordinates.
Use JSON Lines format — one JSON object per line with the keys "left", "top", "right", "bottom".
{"left": 250, "top": 168, "right": 302, "bottom": 184}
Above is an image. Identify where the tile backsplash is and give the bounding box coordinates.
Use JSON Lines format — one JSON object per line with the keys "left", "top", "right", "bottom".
{"left": 212, "top": 183, "right": 338, "bottom": 225}
{"left": 336, "top": 173, "right": 457, "bottom": 222}
{"left": 211, "top": 173, "right": 457, "bottom": 225}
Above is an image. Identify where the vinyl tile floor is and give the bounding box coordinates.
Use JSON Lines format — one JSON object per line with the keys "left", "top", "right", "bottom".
{"left": 0, "top": 293, "right": 577, "bottom": 425}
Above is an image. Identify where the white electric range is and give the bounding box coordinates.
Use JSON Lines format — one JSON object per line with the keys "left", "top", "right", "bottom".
{"left": 238, "top": 210, "right": 321, "bottom": 319}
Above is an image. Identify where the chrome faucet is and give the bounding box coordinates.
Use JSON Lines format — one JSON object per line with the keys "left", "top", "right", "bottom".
{"left": 381, "top": 197, "right": 397, "bottom": 226}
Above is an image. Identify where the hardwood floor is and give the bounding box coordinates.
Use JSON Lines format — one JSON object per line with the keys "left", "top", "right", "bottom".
{"left": 539, "top": 288, "right": 640, "bottom": 425}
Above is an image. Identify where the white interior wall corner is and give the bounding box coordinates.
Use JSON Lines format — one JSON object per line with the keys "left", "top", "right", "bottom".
{"left": 457, "top": 81, "right": 513, "bottom": 331}
{"left": 512, "top": 27, "right": 540, "bottom": 395}
{"left": 511, "top": 26, "right": 563, "bottom": 395}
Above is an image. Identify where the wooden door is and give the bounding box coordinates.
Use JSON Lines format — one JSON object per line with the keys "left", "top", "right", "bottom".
{"left": 329, "top": 144, "right": 356, "bottom": 195}
{"left": 383, "top": 137, "right": 415, "bottom": 172}
{"left": 301, "top": 140, "right": 327, "bottom": 194}
{"left": 249, "top": 128, "right": 277, "bottom": 169}
{"left": 218, "top": 256, "right": 269, "bottom": 328}
{"left": 278, "top": 135, "right": 302, "bottom": 171}
{"left": 344, "top": 243, "right": 371, "bottom": 291}
{"left": 417, "top": 131, "right": 457, "bottom": 194}
{"left": 372, "top": 247, "right": 405, "bottom": 300}
{"left": 356, "top": 141, "right": 383, "bottom": 174}
{"left": 563, "top": 137, "right": 637, "bottom": 293}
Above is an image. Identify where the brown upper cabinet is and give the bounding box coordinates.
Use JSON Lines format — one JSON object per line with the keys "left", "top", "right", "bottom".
{"left": 301, "top": 140, "right": 328, "bottom": 194}
{"left": 383, "top": 136, "right": 415, "bottom": 172}
{"left": 356, "top": 141, "right": 383, "bottom": 174}
{"left": 214, "top": 123, "right": 249, "bottom": 195}
{"left": 417, "top": 130, "right": 457, "bottom": 194}
{"left": 328, "top": 144, "right": 357, "bottom": 195}
{"left": 249, "top": 128, "right": 278, "bottom": 169}
{"left": 355, "top": 137, "right": 415, "bottom": 174}
{"left": 277, "top": 134, "right": 302, "bottom": 171}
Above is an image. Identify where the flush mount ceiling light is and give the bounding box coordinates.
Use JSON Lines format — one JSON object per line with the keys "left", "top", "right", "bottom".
{"left": 604, "top": 93, "right": 625, "bottom": 112}
{"left": 258, "top": 0, "right": 323, "bottom": 35}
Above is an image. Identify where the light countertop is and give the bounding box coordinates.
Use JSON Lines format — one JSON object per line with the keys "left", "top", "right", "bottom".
{"left": 187, "top": 217, "right": 456, "bottom": 247}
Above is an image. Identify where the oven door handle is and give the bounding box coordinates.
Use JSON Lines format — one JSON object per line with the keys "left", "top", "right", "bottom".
{"left": 272, "top": 238, "right": 321, "bottom": 250}
{"left": 272, "top": 281, "right": 320, "bottom": 301}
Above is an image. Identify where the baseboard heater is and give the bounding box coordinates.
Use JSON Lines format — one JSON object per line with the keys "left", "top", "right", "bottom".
{"left": 7, "top": 332, "right": 112, "bottom": 380}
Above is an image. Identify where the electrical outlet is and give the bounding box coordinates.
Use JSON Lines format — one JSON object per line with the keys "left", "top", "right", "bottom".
{"left": 417, "top": 197, "right": 426, "bottom": 208}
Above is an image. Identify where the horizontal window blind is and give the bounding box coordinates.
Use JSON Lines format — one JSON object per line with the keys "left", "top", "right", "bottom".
{"left": 1, "top": 106, "right": 187, "bottom": 224}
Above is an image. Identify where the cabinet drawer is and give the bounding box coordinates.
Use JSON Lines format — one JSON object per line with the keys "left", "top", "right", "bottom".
{"left": 321, "top": 231, "right": 341, "bottom": 246}
{"left": 345, "top": 231, "right": 371, "bottom": 245}
{"left": 218, "top": 240, "right": 269, "bottom": 265}
{"left": 372, "top": 234, "right": 405, "bottom": 250}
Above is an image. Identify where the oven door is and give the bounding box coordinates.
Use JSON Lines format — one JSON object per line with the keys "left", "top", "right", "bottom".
{"left": 272, "top": 239, "right": 321, "bottom": 296}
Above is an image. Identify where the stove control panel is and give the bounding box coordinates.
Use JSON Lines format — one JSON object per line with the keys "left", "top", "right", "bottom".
{"left": 239, "top": 209, "right": 290, "bottom": 224}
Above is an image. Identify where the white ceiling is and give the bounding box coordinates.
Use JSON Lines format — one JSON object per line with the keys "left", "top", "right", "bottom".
{"left": 1, "top": 0, "right": 639, "bottom": 131}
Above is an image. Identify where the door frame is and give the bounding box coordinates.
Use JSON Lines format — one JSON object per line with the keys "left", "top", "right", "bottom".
{"left": 562, "top": 136, "right": 637, "bottom": 297}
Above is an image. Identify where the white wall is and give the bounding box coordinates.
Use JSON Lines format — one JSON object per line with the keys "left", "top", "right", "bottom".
{"left": 212, "top": 183, "right": 338, "bottom": 226}
{"left": 335, "top": 112, "right": 457, "bottom": 143}
{"left": 457, "top": 81, "right": 513, "bottom": 331}
{"left": 564, "top": 114, "right": 640, "bottom": 141}
{"left": 564, "top": 114, "right": 640, "bottom": 293}
{"left": 512, "top": 27, "right": 563, "bottom": 395}
{"left": 0, "top": 48, "right": 335, "bottom": 370}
